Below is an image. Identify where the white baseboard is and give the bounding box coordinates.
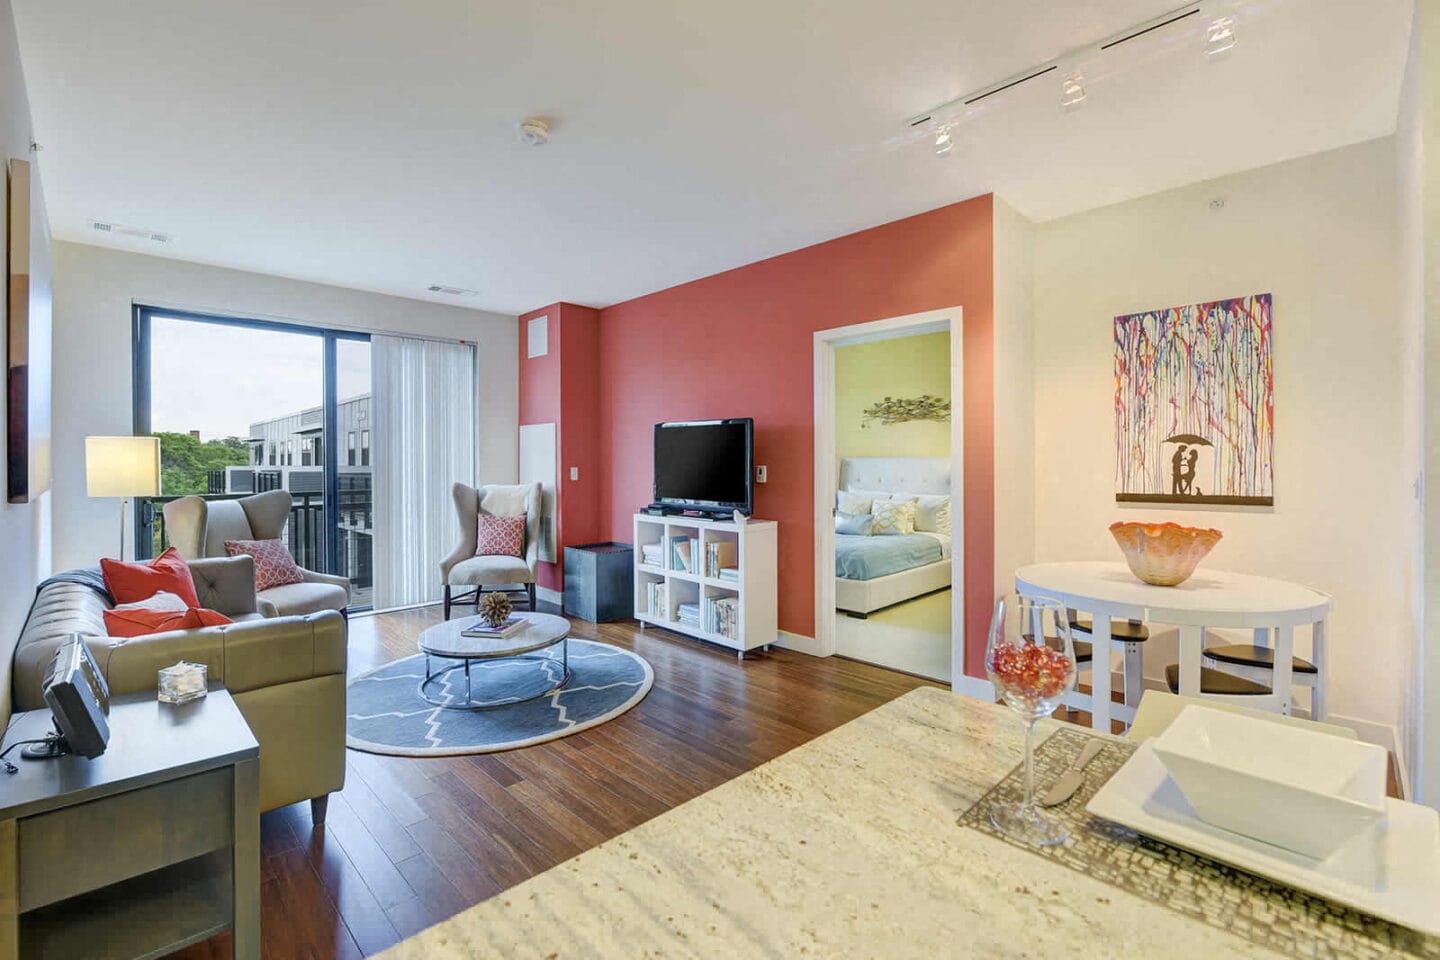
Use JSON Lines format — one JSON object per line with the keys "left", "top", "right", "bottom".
{"left": 536, "top": 586, "right": 562, "bottom": 606}
{"left": 774, "top": 630, "right": 826, "bottom": 657}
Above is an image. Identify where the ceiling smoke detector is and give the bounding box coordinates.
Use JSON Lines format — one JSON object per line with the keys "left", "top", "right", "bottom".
{"left": 89, "top": 219, "right": 171, "bottom": 243}
{"left": 517, "top": 117, "right": 550, "bottom": 146}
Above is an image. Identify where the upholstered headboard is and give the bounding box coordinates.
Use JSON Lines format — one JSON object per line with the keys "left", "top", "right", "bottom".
{"left": 838, "top": 457, "right": 950, "bottom": 496}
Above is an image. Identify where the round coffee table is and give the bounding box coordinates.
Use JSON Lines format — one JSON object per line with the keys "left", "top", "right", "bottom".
{"left": 416, "top": 612, "right": 571, "bottom": 710}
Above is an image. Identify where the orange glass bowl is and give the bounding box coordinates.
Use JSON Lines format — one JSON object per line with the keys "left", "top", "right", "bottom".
{"left": 1109, "top": 521, "right": 1222, "bottom": 587}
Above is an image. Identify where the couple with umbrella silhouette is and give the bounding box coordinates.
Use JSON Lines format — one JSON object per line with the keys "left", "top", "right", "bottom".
{"left": 1168, "top": 433, "right": 1210, "bottom": 497}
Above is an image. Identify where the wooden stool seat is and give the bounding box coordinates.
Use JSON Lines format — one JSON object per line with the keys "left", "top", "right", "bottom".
{"left": 1068, "top": 615, "right": 1150, "bottom": 642}
{"left": 1204, "top": 643, "right": 1318, "bottom": 675}
{"left": 1164, "top": 663, "right": 1271, "bottom": 697}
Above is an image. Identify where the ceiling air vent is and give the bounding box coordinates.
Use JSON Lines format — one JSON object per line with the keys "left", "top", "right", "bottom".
{"left": 426, "top": 284, "right": 478, "bottom": 297}
{"left": 89, "top": 219, "right": 172, "bottom": 243}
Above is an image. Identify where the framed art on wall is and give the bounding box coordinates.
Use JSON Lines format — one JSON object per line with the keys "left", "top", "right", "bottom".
{"left": 1114, "top": 293, "right": 1273, "bottom": 507}
{"left": 6, "top": 157, "right": 51, "bottom": 503}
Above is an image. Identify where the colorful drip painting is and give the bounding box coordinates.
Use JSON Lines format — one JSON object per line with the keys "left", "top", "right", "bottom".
{"left": 1114, "top": 293, "right": 1273, "bottom": 507}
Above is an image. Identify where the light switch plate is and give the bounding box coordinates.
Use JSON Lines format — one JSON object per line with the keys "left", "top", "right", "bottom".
{"left": 569, "top": 466, "right": 579, "bottom": 481}
{"left": 756, "top": 465, "right": 768, "bottom": 483}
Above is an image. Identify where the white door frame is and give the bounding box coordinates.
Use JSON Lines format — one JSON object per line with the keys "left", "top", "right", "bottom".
{"left": 812, "top": 307, "right": 964, "bottom": 683}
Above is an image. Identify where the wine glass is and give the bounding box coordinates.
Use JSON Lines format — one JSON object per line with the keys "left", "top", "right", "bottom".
{"left": 985, "top": 593, "right": 1078, "bottom": 846}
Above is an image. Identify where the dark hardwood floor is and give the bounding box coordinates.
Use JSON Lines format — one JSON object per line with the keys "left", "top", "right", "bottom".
{"left": 168, "top": 607, "right": 941, "bottom": 959}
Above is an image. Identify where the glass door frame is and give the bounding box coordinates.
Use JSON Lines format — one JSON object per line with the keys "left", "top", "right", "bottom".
{"left": 131, "top": 304, "right": 369, "bottom": 582}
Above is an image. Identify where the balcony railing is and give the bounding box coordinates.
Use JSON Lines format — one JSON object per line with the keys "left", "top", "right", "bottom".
{"left": 136, "top": 492, "right": 373, "bottom": 608}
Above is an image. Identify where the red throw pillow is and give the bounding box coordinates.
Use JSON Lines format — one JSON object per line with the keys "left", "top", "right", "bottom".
{"left": 103, "top": 606, "right": 233, "bottom": 639}
{"left": 224, "top": 538, "right": 305, "bottom": 591}
{"left": 100, "top": 546, "right": 201, "bottom": 608}
{"left": 475, "top": 514, "right": 525, "bottom": 558}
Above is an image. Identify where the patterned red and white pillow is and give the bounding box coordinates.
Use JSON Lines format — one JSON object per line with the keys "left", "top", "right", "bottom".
{"left": 224, "top": 538, "right": 305, "bottom": 591}
{"left": 475, "top": 513, "right": 525, "bottom": 558}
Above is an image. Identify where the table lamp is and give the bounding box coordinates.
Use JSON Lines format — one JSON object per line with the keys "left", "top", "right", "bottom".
{"left": 86, "top": 436, "right": 161, "bottom": 561}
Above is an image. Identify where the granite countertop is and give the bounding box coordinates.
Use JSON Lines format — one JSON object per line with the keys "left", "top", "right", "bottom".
{"left": 379, "top": 686, "right": 1285, "bottom": 959}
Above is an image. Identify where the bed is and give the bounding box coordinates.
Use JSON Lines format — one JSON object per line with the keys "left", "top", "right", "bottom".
{"left": 833, "top": 457, "right": 952, "bottom": 616}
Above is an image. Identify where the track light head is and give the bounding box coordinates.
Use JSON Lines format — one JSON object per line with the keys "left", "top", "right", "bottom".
{"left": 1060, "top": 72, "right": 1087, "bottom": 111}
{"left": 934, "top": 126, "right": 954, "bottom": 158}
{"left": 1206, "top": 16, "right": 1236, "bottom": 57}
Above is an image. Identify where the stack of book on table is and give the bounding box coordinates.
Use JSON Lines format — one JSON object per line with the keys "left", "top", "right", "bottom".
{"left": 704, "top": 595, "right": 738, "bottom": 639}
{"left": 704, "top": 540, "right": 737, "bottom": 578}
{"left": 670, "top": 535, "right": 694, "bottom": 572}
{"left": 644, "top": 581, "right": 668, "bottom": 619}
{"left": 640, "top": 543, "right": 664, "bottom": 568}
{"left": 461, "top": 614, "right": 527, "bottom": 639}
{"left": 677, "top": 602, "right": 701, "bottom": 628}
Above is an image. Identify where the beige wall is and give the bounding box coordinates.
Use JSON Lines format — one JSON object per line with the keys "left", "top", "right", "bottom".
{"left": 50, "top": 241, "right": 518, "bottom": 571}
{"left": 0, "top": 0, "right": 50, "bottom": 729}
{"left": 1032, "top": 138, "right": 1406, "bottom": 752}
{"left": 834, "top": 331, "right": 950, "bottom": 460}
{"left": 1396, "top": 0, "right": 1425, "bottom": 804}
{"left": 1417, "top": 0, "right": 1440, "bottom": 809}
{"left": 993, "top": 197, "right": 1036, "bottom": 603}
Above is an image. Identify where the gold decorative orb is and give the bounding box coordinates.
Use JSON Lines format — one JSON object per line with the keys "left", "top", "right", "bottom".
{"left": 480, "top": 591, "right": 513, "bottom": 628}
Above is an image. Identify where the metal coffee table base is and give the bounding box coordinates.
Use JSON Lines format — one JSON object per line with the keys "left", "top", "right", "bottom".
{"left": 419, "top": 638, "right": 570, "bottom": 710}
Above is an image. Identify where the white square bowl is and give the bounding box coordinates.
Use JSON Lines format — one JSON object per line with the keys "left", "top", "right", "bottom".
{"left": 1150, "top": 705, "right": 1387, "bottom": 860}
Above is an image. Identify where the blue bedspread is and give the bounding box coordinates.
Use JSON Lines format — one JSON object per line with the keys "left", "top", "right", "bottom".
{"left": 835, "top": 534, "right": 943, "bottom": 581}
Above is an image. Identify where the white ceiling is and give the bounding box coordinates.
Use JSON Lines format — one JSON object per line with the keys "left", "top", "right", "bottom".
{"left": 12, "top": 0, "right": 1412, "bottom": 316}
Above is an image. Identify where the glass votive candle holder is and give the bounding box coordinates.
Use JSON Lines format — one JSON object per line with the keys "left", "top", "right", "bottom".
{"left": 158, "top": 661, "right": 208, "bottom": 704}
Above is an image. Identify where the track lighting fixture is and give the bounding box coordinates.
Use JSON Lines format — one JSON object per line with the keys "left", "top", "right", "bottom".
{"left": 934, "top": 126, "right": 954, "bottom": 157}
{"left": 1205, "top": 16, "right": 1236, "bottom": 57}
{"left": 1060, "top": 72, "right": 1087, "bottom": 110}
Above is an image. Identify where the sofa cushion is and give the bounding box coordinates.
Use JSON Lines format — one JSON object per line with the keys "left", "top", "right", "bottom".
{"left": 225, "top": 538, "right": 305, "bottom": 591}
{"left": 257, "top": 580, "right": 349, "bottom": 617}
{"left": 13, "top": 582, "right": 110, "bottom": 711}
{"left": 100, "top": 547, "right": 201, "bottom": 608}
{"left": 447, "top": 554, "right": 532, "bottom": 586}
{"left": 103, "top": 606, "right": 234, "bottom": 638}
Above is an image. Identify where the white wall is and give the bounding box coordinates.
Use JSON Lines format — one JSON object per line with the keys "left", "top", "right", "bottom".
{"left": 0, "top": 0, "right": 51, "bottom": 729}
{"left": 1396, "top": 0, "right": 1425, "bottom": 803}
{"left": 1033, "top": 139, "right": 1407, "bottom": 752}
{"left": 992, "top": 197, "right": 1036, "bottom": 601}
{"left": 50, "top": 240, "right": 518, "bottom": 571}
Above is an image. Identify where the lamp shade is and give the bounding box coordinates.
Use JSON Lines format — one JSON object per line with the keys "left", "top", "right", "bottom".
{"left": 85, "top": 436, "right": 161, "bottom": 498}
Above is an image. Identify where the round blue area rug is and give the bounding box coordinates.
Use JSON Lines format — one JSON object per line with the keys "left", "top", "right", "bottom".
{"left": 345, "top": 639, "right": 653, "bottom": 756}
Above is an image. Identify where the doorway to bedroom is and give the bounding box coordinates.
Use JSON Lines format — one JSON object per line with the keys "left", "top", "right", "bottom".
{"left": 813, "top": 308, "right": 962, "bottom": 683}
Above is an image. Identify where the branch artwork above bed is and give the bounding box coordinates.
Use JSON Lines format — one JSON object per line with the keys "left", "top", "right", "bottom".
{"left": 859, "top": 394, "right": 950, "bottom": 428}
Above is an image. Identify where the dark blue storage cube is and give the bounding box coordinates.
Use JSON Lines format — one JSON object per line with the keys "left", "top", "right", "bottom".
{"left": 563, "top": 542, "right": 634, "bottom": 622}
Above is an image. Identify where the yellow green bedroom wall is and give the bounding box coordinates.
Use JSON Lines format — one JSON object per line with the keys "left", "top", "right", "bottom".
{"left": 834, "top": 331, "right": 951, "bottom": 459}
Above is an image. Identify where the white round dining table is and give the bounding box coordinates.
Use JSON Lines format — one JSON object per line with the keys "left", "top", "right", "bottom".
{"left": 1014, "top": 561, "right": 1331, "bottom": 731}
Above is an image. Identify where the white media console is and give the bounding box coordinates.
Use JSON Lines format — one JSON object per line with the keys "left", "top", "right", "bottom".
{"left": 632, "top": 513, "right": 778, "bottom": 660}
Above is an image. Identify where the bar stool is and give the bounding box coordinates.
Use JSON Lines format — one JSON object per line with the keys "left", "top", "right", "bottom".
{"left": 1200, "top": 627, "right": 1326, "bottom": 720}
{"left": 1066, "top": 612, "right": 1151, "bottom": 716}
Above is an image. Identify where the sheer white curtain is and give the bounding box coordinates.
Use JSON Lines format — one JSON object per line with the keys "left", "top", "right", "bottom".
{"left": 371, "top": 335, "right": 477, "bottom": 609}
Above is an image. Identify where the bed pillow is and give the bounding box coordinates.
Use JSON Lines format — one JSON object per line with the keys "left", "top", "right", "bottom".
{"left": 870, "top": 498, "right": 917, "bottom": 536}
{"left": 835, "top": 512, "right": 873, "bottom": 536}
{"left": 836, "top": 491, "right": 887, "bottom": 515}
{"left": 895, "top": 493, "right": 952, "bottom": 535}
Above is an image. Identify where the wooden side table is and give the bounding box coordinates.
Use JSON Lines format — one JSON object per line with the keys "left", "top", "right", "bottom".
{"left": 0, "top": 686, "right": 260, "bottom": 960}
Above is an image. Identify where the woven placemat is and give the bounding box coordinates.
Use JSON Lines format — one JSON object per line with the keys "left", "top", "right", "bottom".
{"left": 957, "top": 727, "right": 1440, "bottom": 959}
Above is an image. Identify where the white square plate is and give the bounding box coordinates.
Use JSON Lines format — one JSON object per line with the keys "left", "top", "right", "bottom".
{"left": 1087, "top": 741, "right": 1440, "bottom": 936}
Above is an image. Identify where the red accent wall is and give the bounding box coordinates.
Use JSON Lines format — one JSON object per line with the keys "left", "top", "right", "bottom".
{"left": 518, "top": 303, "right": 602, "bottom": 592}
{"left": 595, "top": 195, "right": 995, "bottom": 676}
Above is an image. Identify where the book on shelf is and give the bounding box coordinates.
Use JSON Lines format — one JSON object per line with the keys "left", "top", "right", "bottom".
{"left": 645, "top": 581, "right": 668, "bottom": 619}
{"left": 718, "top": 566, "right": 739, "bottom": 582}
{"left": 461, "top": 614, "right": 527, "bottom": 639}
{"left": 640, "top": 544, "right": 664, "bottom": 567}
{"left": 671, "top": 536, "right": 693, "bottom": 572}
{"left": 703, "top": 594, "right": 739, "bottom": 640}
{"left": 677, "top": 602, "right": 701, "bottom": 625}
{"left": 704, "top": 540, "right": 737, "bottom": 578}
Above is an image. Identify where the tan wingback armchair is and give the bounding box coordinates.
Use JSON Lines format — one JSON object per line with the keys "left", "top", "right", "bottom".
{"left": 163, "top": 490, "right": 352, "bottom": 619}
{"left": 440, "top": 482, "right": 542, "bottom": 619}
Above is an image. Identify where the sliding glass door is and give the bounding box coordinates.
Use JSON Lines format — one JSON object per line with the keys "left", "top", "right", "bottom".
{"left": 132, "top": 307, "right": 374, "bottom": 607}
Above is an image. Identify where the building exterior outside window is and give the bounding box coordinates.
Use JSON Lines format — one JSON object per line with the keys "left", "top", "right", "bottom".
{"left": 348, "top": 431, "right": 356, "bottom": 466}
{"left": 361, "top": 429, "right": 370, "bottom": 467}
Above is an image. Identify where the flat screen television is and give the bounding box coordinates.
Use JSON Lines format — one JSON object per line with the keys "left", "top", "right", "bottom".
{"left": 653, "top": 419, "right": 753, "bottom": 516}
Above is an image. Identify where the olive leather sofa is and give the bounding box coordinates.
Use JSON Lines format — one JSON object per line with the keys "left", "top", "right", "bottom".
{"left": 12, "top": 555, "right": 345, "bottom": 824}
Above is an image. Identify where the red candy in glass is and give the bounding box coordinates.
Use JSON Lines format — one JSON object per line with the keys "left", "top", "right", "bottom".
{"left": 988, "top": 642, "right": 1075, "bottom": 704}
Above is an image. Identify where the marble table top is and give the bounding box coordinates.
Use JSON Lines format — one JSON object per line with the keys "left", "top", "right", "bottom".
{"left": 416, "top": 612, "right": 569, "bottom": 659}
{"left": 378, "top": 686, "right": 1287, "bottom": 959}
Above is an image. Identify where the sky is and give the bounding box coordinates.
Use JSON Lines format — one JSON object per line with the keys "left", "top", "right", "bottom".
{"left": 150, "top": 316, "right": 370, "bottom": 440}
